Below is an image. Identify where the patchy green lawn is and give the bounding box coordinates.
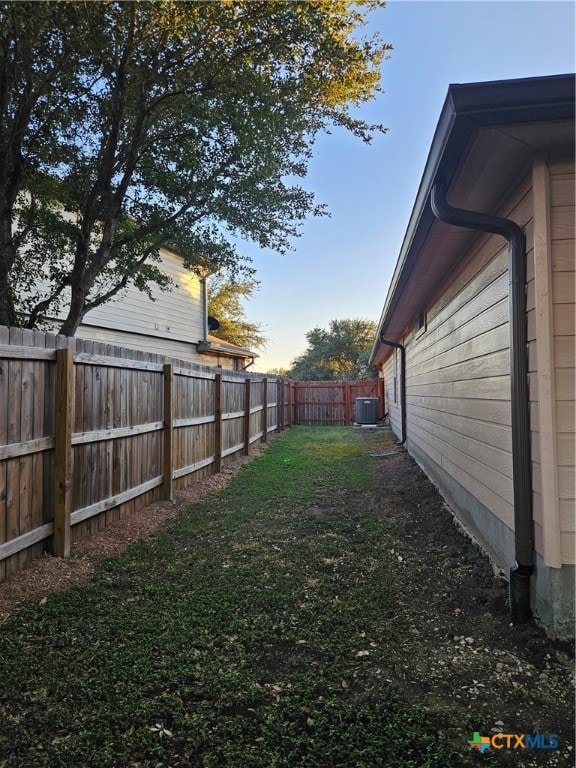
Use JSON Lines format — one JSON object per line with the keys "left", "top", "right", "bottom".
{"left": 0, "top": 427, "right": 573, "bottom": 768}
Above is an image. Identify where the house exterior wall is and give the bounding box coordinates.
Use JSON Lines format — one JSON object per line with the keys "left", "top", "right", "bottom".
{"left": 527, "top": 156, "right": 575, "bottom": 633}
{"left": 382, "top": 347, "right": 403, "bottom": 439}
{"left": 528, "top": 157, "right": 575, "bottom": 565}
{"left": 76, "top": 248, "right": 207, "bottom": 363}
{"left": 381, "top": 158, "right": 575, "bottom": 635}
{"left": 47, "top": 249, "right": 245, "bottom": 371}
{"left": 395, "top": 213, "right": 517, "bottom": 568}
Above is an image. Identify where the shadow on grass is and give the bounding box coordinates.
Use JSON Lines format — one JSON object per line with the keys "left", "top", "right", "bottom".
{"left": 0, "top": 427, "right": 493, "bottom": 767}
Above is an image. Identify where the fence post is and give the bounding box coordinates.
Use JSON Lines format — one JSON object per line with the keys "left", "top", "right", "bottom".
{"left": 163, "top": 363, "right": 174, "bottom": 501}
{"left": 262, "top": 377, "right": 268, "bottom": 442}
{"left": 214, "top": 372, "right": 222, "bottom": 473}
{"left": 243, "top": 377, "right": 251, "bottom": 455}
{"left": 345, "top": 382, "right": 352, "bottom": 424}
{"left": 278, "top": 379, "right": 285, "bottom": 431}
{"left": 53, "top": 343, "right": 74, "bottom": 558}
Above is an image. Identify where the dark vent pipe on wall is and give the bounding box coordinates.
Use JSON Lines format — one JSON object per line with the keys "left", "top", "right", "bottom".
{"left": 431, "top": 180, "right": 533, "bottom": 624}
{"left": 379, "top": 334, "right": 406, "bottom": 446}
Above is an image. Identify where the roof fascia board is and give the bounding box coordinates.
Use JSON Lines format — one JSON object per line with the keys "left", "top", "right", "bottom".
{"left": 371, "top": 93, "right": 470, "bottom": 360}
{"left": 371, "top": 74, "right": 576, "bottom": 364}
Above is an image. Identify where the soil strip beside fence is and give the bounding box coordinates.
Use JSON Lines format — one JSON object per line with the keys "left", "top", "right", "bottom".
{"left": 0, "top": 328, "right": 291, "bottom": 579}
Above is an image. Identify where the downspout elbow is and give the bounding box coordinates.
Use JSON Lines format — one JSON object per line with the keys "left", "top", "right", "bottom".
{"left": 378, "top": 333, "right": 406, "bottom": 446}
{"left": 431, "top": 180, "right": 533, "bottom": 624}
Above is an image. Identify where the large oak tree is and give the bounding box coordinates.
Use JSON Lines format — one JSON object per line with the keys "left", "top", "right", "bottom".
{"left": 0, "top": 1, "right": 389, "bottom": 335}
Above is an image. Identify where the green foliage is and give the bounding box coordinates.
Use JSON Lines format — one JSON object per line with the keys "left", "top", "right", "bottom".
{"left": 267, "top": 366, "right": 290, "bottom": 377}
{"left": 0, "top": 427, "right": 458, "bottom": 768}
{"left": 289, "top": 317, "right": 379, "bottom": 380}
{"left": 207, "top": 275, "right": 267, "bottom": 351}
{"left": 0, "top": 1, "right": 391, "bottom": 333}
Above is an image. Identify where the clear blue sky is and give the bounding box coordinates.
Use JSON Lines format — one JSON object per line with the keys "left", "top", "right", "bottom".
{"left": 239, "top": 1, "right": 575, "bottom": 372}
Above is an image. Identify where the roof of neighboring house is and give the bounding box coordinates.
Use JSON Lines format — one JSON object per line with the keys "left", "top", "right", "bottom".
{"left": 370, "top": 73, "right": 575, "bottom": 365}
{"left": 199, "top": 334, "right": 257, "bottom": 360}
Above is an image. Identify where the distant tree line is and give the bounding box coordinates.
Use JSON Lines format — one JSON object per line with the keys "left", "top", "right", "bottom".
{"left": 286, "top": 318, "right": 379, "bottom": 380}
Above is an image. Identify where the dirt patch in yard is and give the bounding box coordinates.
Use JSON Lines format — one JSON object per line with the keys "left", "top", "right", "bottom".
{"left": 366, "top": 444, "right": 574, "bottom": 767}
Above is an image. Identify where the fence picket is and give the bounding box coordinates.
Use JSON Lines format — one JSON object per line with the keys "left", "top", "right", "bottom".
{"left": 214, "top": 373, "right": 222, "bottom": 473}
{"left": 0, "top": 326, "right": 385, "bottom": 581}
{"left": 0, "top": 326, "right": 8, "bottom": 580}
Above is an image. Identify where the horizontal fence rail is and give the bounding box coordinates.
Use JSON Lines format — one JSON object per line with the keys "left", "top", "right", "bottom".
{"left": 0, "top": 326, "right": 295, "bottom": 580}
{"left": 0, "top": 324, "right": 385, "bottom": 581}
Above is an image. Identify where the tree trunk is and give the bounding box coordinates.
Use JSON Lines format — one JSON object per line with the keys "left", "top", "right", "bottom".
{"left": 0, "top": 214, "right": 17, "bottom": 327}
{"left": 0, "top": 280, "right": 16, "bottom": 327}
{"left": 58, "top": 285, "right": 86, "bottom": 337}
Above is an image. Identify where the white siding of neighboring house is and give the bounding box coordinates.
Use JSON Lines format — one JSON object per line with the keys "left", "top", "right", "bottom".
{"left": 44, "top": 248, "right": 249, "bottom": 371}
{"left": 77, "top": 248, "right": 207, "bottom": 363}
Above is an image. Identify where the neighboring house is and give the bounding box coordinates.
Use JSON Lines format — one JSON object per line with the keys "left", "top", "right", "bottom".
{"left": 370, "top": 74, "right": 575, "bottom": 637}
{"left": 64, "top": 246, "right": 256, "bottom": 371}
{"left": 197, "top": 335, "right": 257, "bottom": 372}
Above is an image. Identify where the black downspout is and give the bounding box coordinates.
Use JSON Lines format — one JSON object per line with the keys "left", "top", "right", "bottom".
{"left": 431, "top": 180, "right": 533, "bottom": 624}
{"left": 379, "top": 334, "right": 406, "bottom": 446}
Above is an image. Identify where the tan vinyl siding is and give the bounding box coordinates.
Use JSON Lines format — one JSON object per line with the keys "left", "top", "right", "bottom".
{"left": 550, "top": 159, "right": 575, "bottom": 564}
{"left": 405, "top": 242, "right": 512, "bottom": 526}
{"left": 527, "top": 160, "right": 551, "bottom": 564}
{"left": 382, "top": 350, "right": 402, "bottom": 439}
{"left": 528, "top": 157, "right": 574, "bottom": 565}
{"left": 404, "top": 179, "right": 535, "bottom": 533}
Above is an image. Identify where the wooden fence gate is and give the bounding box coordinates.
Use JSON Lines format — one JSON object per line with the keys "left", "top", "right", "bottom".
{"left": 292, "top": 379, "right": 385, "bottom": 426}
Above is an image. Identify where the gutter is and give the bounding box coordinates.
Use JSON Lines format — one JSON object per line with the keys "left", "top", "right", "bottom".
{"left": 379, "top": 334, "right": 406, "bottom": 446}
{"left": 431, "top": 180, "right": 533, "bottom": 624}
{"left": 370, "top": 74, "right": 575, "bottom": 365}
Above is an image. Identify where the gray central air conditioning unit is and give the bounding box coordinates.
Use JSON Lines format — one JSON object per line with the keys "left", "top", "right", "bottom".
{"left": 355, "top": 397, "right": 379, "bottom": 425}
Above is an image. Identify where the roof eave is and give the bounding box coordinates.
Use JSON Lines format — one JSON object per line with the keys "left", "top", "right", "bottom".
{"left": 370, "top": 73, "right": 576, "bottom": 366}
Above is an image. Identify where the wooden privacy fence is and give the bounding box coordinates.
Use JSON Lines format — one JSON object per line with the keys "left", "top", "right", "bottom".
{"left": 0, "top": 327, "right": 294, "bottom": 581}
{"left": 292, "top": 379, "right": 385, "bottom": 426}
